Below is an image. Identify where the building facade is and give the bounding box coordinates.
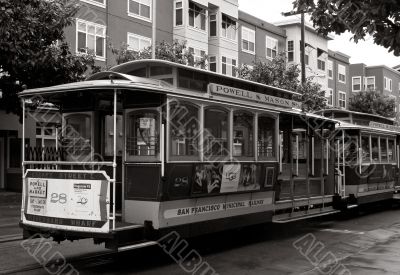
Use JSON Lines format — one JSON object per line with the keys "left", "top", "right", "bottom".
{"left": 349, "top": 63, "right": 400, "bottom": 116}
{"left": 327, "top": 50, "right": 350, "bottom": 109}
{"left": 275, "top": 19, "right": 333, "bottom": 92}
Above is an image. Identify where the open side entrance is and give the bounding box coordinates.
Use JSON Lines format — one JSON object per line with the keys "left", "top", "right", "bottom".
{"left": 273, "top": 114, "right": 339, "bottom": 223}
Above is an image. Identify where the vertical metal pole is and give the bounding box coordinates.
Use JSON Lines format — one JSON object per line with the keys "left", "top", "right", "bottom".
{"left": 161, "top": 123, "right": 165, "bottom": 177}
{"left": 296, "top": 134, "right": 299, "bottom": 176}
{"left": 342, "top": 130, "right": 345, "bottom": 197}
{"left": 112, "top": 90, "right": 117, "bottom": 230}
{"left": 152, "top": 0, "right": 157, "bottom": 59}
{"left": 325, "top": 139, "right": 329, "bottom": 175}
{"left": 311, "top": 136, "right": 314, "bottom": 176}
{"left": 21, "top": 99, "right": 26, "bottom": 219}
{"left": 300, "top": 13, "right": 306, "bottom": 85}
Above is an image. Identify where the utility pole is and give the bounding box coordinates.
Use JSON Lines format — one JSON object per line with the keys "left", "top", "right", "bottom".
{"left": 282, "top": 10, "right": 308, "bottom": 85}
{"left": 152, "top": 0, "right": 157, "bottom": 59}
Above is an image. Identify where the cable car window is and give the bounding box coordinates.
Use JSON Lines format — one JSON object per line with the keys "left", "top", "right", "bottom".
{"left": 380, "top": 138, "right": 388, "bottom": 162}
{"left": 361, "top": 135, "right": 370, "bottom": 162}
{"left": 64, "top": 114, "right": 92, "bottom": 160}
{"left": 344, "top": 136, "right": 358, "bottom": 163}
{"left": 233, "top": 111, "right": 254, "bottom": 158}
{"left": 127, "top": 110, "right": 159, "bottom": 160}
{"left": 371, "top": 137, "right": 379, "bottom": 162}
{"left": 258, "top": 116, "right": 275, "bottom": 160}
{"left": 204, "top": 107, "right": 229, "bottom": 157}
{"left": 388, "top": 139, "right": 395, "bottom": 162}
{"left": 169, "top": 101, "right": 199, "bottom": 159}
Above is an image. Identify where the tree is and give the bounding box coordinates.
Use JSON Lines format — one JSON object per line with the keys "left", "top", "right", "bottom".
{"left": 237, "top": 52, "right": 327, "bottom": 112}
{"left": 349, "top": 90, "right": 396, "bottom": 117}
{"left": 293, "top": 0, "right": 400, "bottom": 55}
{"left": 110, "top": 40, "right": 208, "bottom": 68}
{"left": 0, "top": 0, "right": 100, "bottom": 115}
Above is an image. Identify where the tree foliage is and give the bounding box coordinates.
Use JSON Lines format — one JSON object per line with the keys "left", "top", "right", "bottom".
{"left": 349, "top": 90, "right": 396, "bottom": 117}
{"left": 294, "top": 0, "right": 400, "bottom": 55}
{"left": 111, "top": 40, "right": 208, "bottom": 68}
{"left": 237, "top": 52, "right": 327, "bottom": 112}
{"left": 0, "top": 0, "right": 100, "bottom": 115}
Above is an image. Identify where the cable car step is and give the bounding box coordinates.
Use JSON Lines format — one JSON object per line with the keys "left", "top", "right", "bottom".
{"left": 346, "top": 204, "right": 358, "bottom": 209}
{"left": 393, "top": 194, "right": 400, "bottom": 200}
{"left": 272, "top": 209, "right": 340, "bottom": 223}
{"left": 118, "top": 241, "right": 158, "bottom": 252}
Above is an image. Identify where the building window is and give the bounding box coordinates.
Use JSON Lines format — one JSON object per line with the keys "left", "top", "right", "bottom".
{"left": 317, "top": 59, "right": 326, "bottom": 71}
{"left": 188, "top": 47, "right": 206, "bottom": 67}
{"left": 352, "top": 76, "right": 361, "bottom": 92}
{"left": 242, "top": 27, "right": 255, "bottom": 54}
{"left": 175, "top": 1, "right": 183, "bottom": 26}
{"left": 287, "top": 40, "right": 294, "bottom": 62}
{"left": 364, "top": 76, "right": 375, "bottom": 90}
{"left": 127, "top": 33, "right": 151, "bottom": 52}
{"left": 209, "top": 13, "right": 217, "bottom": 36}
{"left": 328, "top": 60, "right": 333, "bottom": 79}
{"left": 77, "top": 19, "right": 106, "bottom": 59}
{"left": 188, "top": 1, "right": 206, "bottom": 31}
{"left": 339, "top": 91, "right": 346, "bottom": 108}
{"left": 81, "top": 0, "right": 106, "bottom": 8}
{"left": 222, "top": 56, "right": 236, "bottom": 76}
{"left": 338, "top": 64, "right": 346, "bottom": 83}
{"left": 221, "top": 14, "right": 237, "bottom": 41}
{"left": 209, "top": 56, "right": 217, "bottom": 72}
{"left": 128, "top": 0, "right": 151, "bottom": 21}
{"left": 266, "top": 36, "right": 278, "bottom": 59}
{"left": 384, "top": 77, "right": 392, "bottom": 91}
{"left": 36, "top": 123, "right": 57, "bottom": 148}
{"left": 326, "top": 89, "right": 333, "bottom": 106}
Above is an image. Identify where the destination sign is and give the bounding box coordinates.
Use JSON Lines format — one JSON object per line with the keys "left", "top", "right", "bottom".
{"left": 369, "top": 121, "right": 400, "bottom": 132}
{"left": 208, "top": 83, "right": 301, "bottom": 109}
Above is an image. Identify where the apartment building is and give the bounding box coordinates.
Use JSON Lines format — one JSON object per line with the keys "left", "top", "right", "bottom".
{"left": 275, "top": 19, "right": 333, "bottom": 92}
{"left": 326, "top": 50, "right": 350, "bottom": 109}
{"left": 237, "top": 11, "right": 286, "bottom": 68}
{"left": 349, "top": 64, "right": 400, "bottom": 113}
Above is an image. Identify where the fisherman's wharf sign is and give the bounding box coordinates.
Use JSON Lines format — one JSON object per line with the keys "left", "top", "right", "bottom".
{"left": 208, "top": 83, "right": 301, "bottom": 109}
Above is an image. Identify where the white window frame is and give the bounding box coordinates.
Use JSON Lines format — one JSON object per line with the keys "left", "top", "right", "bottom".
{"left": 188, "top": 46, "right": 206, "bottom": 67}
{"left": 328, "top": 60, "right": 333, "bottom": 79}
{"left": 339, "top": 91, "right": 346, "bottom": 108}
{"left": 188, "top": 0, "right": 207, "bottom": 32}
{"left": 287, "top": 40, "right": 294, "bottom": 62}
{"left": 338, "top": 64, "right": 346, "bottom": 83}
{"left": 266, "top": 36, "right": 278, "bottom": 60}
{"left": 76, "top": 19, "right": 106, "bottom": 60}
{"left": 384, "top": 77, "right": 393, "bottom": 92}
{"left": 209, "top": 55, "right": 217, "bottom": 72}
{"left": 317, "top": 58, "right": 326, "bottom": 72}
{"left": 221, "top": 13, "right": 237, "bottom": 42}
{"left": 364, "top": 76, "right": 376, "bottom": 90}
{"left": 127, "top": 0, "right": 152, "bottom": 22}
{"left": 209, "top": 13, "right": 217, "bottom": 37}
{"left": 80, "top": 0, "right": 106, "bottom": 8}
{"left": 352, "top": 76, "right": 362, "bottom": 92}
{"left": 174, "top": 1, "right": 183, "bottom": 27}
{"left": 241, "top": 26, "right": 255, "bottom": 55}
{"left": 221, "top": 56, "right": 237, "bottom": 77}
{"left": 325, "top": 89, "right": 333, "bottom": 106}
{"left": 127, "top": 32, "right": 152, "bottom": 52}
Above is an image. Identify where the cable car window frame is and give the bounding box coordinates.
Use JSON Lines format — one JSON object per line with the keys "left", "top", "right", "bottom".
{"left": 232, "top": 110, "right": 255, "bottom": 160}
{"left": 125, "top": 107, "right": 161, "bottom": 162}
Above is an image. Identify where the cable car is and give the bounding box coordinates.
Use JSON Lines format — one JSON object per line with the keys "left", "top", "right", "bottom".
{"left": 20, "top": 60, "right": 339, "bottom": 251}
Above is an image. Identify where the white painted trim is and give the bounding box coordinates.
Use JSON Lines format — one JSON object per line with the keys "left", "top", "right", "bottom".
{"left": 75, "top": 18, "right": 106, "bottom": 60}
{"left": 338, "top": 64, "right": 346, "bottom": 84}
{"left": 352, "top": 76, "right": 362, "bottom": 92}
{"left": 338, "top": 90, "right": 346, "bottom": 109}
{"left": 80, "top": 0, "right": 106, "bottom": 8}
{"left": 266, "top": 36, "right": 278, "bottom": 60}
{"left": 127, "top": 0, "right": 152, "bottom": 22}
{"left": 127, "top": 32, "right": 152, "bottom": 51}
{"left": 364, "top": 76, "right": 376, "bottom": 90}
{"left": 241, "top": 26, "right": 255, "bottom": 55}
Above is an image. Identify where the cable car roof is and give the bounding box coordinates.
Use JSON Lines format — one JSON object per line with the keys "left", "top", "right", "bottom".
{"left": 338, "top": 122, "right": 400, "bottom": 135}
{"left": 18, "top": 72, "right": 173, "bottom": 97}
{"left": 109, "top": 59, "right": 302, "bottom": 96}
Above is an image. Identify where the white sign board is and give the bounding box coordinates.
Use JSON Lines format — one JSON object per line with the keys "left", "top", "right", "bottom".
{"left": 24, "top": 170, "right": 110, "bottom": 233}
